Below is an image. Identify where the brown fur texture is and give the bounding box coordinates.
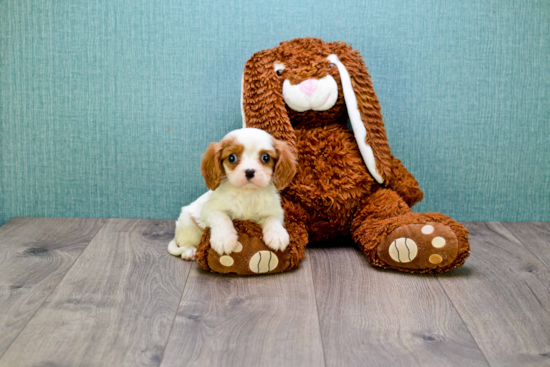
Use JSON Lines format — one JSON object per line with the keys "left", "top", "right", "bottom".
{"left": 196, "top": 37, "right": 469, "bottom": 274}
{"left": 200, "top": 142, "right": 224, "bottom": 190}
{"left": 272, "top": 139, "right": 297, "bottom": 190}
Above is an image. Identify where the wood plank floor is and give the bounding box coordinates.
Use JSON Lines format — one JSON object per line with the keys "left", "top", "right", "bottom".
{"left": 0, "top": 218, "right": 548, "bottom": 367}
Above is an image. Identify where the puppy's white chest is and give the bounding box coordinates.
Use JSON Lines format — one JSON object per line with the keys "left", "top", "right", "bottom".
{"left": 203, "top": 182, "right": 284, "bottom": 225}
{"left": 228, "top": 194, "right": 270, "bottom": 222}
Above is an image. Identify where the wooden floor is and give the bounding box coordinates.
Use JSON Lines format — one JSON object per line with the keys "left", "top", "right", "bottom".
{"left": 0, "top": 218, "right": 549, "bottom": 367}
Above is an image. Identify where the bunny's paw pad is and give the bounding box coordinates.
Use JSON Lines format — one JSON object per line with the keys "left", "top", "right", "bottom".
{"left": 378, "top": 222, "right": 459, "bottom": 270}
{"left": 206, "top": 233, "right": 290, "bottom": 275}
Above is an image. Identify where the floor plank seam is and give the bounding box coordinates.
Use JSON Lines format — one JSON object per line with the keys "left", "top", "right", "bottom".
{"left": 502, "top": 223, "right": 550, "bottom": 271}
{"left": 308, "top": 250, "right": 329, "bottom": 367}
{"left": 0, "top": 218, "right": 108, "bottom": 363}
{"left": 435, "top": 275, "right": 492, "bottom": 367}
{"left": 158, "top": 262, "right": 193, "bottom": 367}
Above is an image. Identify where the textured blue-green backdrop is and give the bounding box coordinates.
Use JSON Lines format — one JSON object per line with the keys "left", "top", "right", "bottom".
{"left": 1, "top": 0, "right": 549, "bottom": 226}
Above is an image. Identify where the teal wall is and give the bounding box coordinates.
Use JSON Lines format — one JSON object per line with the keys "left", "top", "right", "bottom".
{"left": 1, "top": 0, "right": 549, "bottom": 226}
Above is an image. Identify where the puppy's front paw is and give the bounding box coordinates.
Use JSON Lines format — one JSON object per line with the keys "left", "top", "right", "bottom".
{"left": 210, "top": 228, "right": 239, "bottom": 255}
{"left": 263, "top": 225, "right": 290, "bottom": 252}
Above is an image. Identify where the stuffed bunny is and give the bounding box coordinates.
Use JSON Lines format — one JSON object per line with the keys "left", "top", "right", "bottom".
{"left": 194, "top": 37, "right": 470, "bottom": 274}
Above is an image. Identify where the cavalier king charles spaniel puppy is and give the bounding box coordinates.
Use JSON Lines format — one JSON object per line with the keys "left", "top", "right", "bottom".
{"left": 168, "top": 128, "right": 297, "bottom": 260}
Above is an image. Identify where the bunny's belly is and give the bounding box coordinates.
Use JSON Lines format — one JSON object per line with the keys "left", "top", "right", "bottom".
{"left": 284, "top": 125, "right": 380, "bottom": 242}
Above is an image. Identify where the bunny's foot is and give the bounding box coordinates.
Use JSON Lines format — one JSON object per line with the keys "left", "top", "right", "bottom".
{"left": 377, "top": 222, "right": 462, "bottom": 270}
{"left": 354, "top": 211, "right": 470, "bottom": 274}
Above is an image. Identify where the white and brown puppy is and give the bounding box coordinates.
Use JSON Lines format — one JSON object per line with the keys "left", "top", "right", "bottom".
{"left": 168, "top": 128, "right": 297, "bottom": 260}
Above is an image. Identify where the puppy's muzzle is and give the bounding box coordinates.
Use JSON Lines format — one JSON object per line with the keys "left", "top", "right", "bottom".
{"left": 245, "top": 169, "right": 255, "bottom": 179}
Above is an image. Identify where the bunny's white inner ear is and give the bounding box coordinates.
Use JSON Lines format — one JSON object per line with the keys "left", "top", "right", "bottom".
{"left": 241, "top": 74, "right": 246, "bottom": 128}
{"left": 327, "top": 54, "right": 384, "bottom": 184}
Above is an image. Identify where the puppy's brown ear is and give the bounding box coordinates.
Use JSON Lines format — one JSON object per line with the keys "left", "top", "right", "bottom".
{"left": 327, "top": 42, "right": 392, "bottom": 184}
{"left": 272, "top": 139, "right": 297, "bottom": 190}
{"left": 242, "top": 49, "right": 296, "bottom": 154}
{"left": 201, "top": 142, "right": 224, "bottom": 190}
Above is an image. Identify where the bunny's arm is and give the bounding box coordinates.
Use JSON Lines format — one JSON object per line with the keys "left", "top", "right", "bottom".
{"left": 386, "top": 155, "right": 424, "bottom": 208}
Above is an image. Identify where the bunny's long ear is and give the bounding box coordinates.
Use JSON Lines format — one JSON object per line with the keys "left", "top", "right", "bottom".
{"left": 327, "top": 46, "right": 392, "bottom": 184}
{"left": 242, "top": 49, "right": 296, "bottom": 152}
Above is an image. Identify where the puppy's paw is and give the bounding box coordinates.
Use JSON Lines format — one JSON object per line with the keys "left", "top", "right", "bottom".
{"left": 168, "top": 240, "right": 197, "bottom": 260}
{"left": 181, "top": 247, "right": 196, "bottom": 261}
{"left": 210, "top": 228, "right": 239, "bottom": 255}
{"left": 263, "top": 225, "right": 290, "bottom": 252}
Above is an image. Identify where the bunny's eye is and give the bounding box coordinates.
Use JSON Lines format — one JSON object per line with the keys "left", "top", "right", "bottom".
{"left": 261, "top": 153, "right": 271, "bottom": 163}
{"left": 274, "top": 62, "right": 285, "bottom": 77}
{"left": 227, "top": 153, "right": 238, "bottom": 163}
{"left": 330, "top": 63, "right": 335, "bottom": 67}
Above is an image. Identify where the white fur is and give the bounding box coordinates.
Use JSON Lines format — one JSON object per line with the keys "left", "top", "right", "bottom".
{"left": 241, "top": 74, "right": 246, "bottom": 128}
{"left": 202, "top": 181, "right": 286, "bottom": 255}
{"left": 167, "top": 191, "right": 211, "bottom": 259}
{"left": 168, "top": 128, "right": 289, "bottom": 259}
{"left": 327, "top": 54, "right": 384, "bottom": 184}
{"left": 222, "top": 128, "right": 276, "bottom": 190}
{"left": 282, "top": 75, "right": 338, "bottom": 112}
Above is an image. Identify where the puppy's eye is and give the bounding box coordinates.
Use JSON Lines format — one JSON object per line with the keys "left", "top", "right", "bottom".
{"left": 261, "top": 153, "right": 271, "bottom": 163}
{"left": 227, "top": 153, "right": 238, "bottom": 163}
{"left": 330, "top": 63, "right": 335, "bottom": 67}
{"left": 276, "top": 69, "right": 282, "bottom": 76}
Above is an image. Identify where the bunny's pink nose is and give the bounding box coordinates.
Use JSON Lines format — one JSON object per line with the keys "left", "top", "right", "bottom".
{"left": 299, "top": 79, "right": 319, "bottom": 97}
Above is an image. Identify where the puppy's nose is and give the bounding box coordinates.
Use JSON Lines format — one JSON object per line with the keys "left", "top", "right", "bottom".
{"left": 245, "top": 169, "right": 255, "bottom": 179}
{"left": 299, "top": 79, "right": 319, "bottom": 97}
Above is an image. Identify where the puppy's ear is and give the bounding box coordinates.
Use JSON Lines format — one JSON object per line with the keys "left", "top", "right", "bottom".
{"left": 201, "top": 142, "right": 224, "bottom": 190}
{"left": 242, "top": 49, "right": 296, "bottom": 154}
{"left": 272, "top": 139, "right": 297, "bottom": 190}
{"left": 327, "top": 42, "right": 392, "bottom": 184}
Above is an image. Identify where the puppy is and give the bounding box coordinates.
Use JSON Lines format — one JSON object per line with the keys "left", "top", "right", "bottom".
{"left": 168, "top": 128, "right": 297, "bottom": 260}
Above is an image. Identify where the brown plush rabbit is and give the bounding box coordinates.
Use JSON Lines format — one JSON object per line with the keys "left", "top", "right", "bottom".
{"left": 195, "top": 37, "right": 470, "bottom": 274}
